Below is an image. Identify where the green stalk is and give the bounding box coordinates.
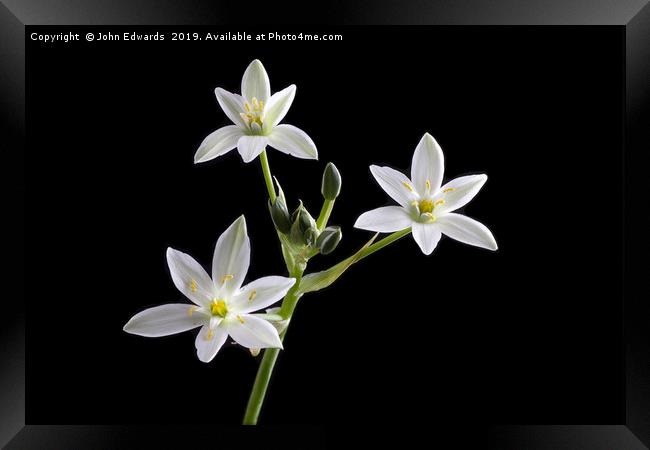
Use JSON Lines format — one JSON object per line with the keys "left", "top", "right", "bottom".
{"left": 316, "top": 199, "right": 335, "bottom": 231}
{"left": 259, "top": 149, "right": 276, "bottom": 202}
{"left": 243, "top": 268, "right": 302, "bottom": 425}
{"left": 355, "top": 228, "right": 411, "bottom": 262}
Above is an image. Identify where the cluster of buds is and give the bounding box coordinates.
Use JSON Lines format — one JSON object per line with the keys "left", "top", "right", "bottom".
{"left": 270, "top": 162, "right": 342, "bottom": 257}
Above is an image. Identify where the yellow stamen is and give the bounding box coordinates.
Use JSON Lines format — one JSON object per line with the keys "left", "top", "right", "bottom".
{"left": 206, "top": 329, "right": 214, "bottom": 340}
{"left": 210, "top": 299, "right": 228, "bottom": 317}
{"left": 237, "top": 314, "right": 245, "bottom": 324}
{"left": 402, "top": 181, "right": 414, "bottom": 192}
{"left": 252, "top": 97, "right": 259, "bottom": 109}
{"left": 220, "top": 274, "right": 234, "bottom": 284}
{"left": 244, "top": 102, "right": 251, "bottom": 112}
{"left": 189, "top": 278, "right": 197, "bottom": 293}
{"left": 187, "top": 306, "right": 197, "bottom": 317}
{"left": 443, "top": 187, "right": 455, "bottom": 193}
{"left": 259, "top": 100, "right": 264, "bottom": 109}
{"left": 434, "top": 200, "right": 445, "bottom": 206}
{"left": 423, "top": 212, "right": 437, "bottom": 222}
{"left": 248, "top": 290, "right": 257, "bottom": 302}
{"left": 426, "top": 179, "right": 431, "bottom": 190}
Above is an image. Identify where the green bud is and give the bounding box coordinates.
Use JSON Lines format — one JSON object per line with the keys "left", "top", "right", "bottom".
{"left": 290, "top": 201, "right": 317, "bottom": 246}
{"left": 316, "top": 226, "right": 342, "bottom": 255}
{"left": 270, "top": 196, "right": 292, "bottom": 234}
{"left": 321, "top": 162, "right": 341, "bottom": 200}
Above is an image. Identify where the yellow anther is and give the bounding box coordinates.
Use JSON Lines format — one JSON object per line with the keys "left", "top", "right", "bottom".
{"left": 259, "top": 100, "right": 264, "bottom": 109}
{"left": 426, "top": 179, "right": 431, "bottom": 190}
{"left": 443, "top": 187, "right": 455, "bottom": 193}
{"left": 244, "top": 102, "right": 251, "bottom": 112}
{"left": 252, "top": 97, "right": 259, "bottom": 109}
{"left": 248, "top": 290, "right": 257, "bottom": 302}
{"left": 422, "top": 212, "right": 437, "bottom": 222}
{"left": 187, "top": 306, "right": 197, "bottom": 317}
{"left": 402, "top": 181, "right": 414, "bottom": 192}
{"left": 220, "top": 274, "right": 234, "bottom": 284}
{"left": 434, "top": 200, "right": 445, "bottom": 206}
{"left": 211, "top": 299, "right": 228, "bottom": 317}
{"left": 206, "top": 329, "right": 214, "bottom": 340}
{"left": 189, "top": 278, "right": 197, "bottom": 293}
{"left": 237, "top": 314, "right": 245, "bottom": 324}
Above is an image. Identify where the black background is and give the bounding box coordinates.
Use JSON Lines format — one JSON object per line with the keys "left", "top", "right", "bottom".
{"left": 26, "top": 26, "right": 624, "bottom": 425}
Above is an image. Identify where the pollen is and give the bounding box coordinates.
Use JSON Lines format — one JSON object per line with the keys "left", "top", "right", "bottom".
{"left": 443, "top": 187, "right": 455, "bottom": 193}
{"left": 189, "top": 278, "right": 198, "bottom": 293}
{"left": 402, "top": 181, "right": 414, "bottom": 192}
{"left": 187, "top": 306, "right": 197, "bottom": 317}
{"left": 211, "top": 299, "right": 228, "bottom": 317}
{"left": 426, "top": 179, "right": 431, "bottom": 191}
{"left": 206, "top": 329, "right": 214, "bottom": 340}
{"left": 434, "top": 200, "right": 445, "bottom": 206}
{"left": 237, "top": 315, "right": 245, "bottom": 324}
{"left": 248, "top": 290, "right": 257, "bottom": 302}
{"left": 220, "top": 274, "right": 234, "bottom": 284}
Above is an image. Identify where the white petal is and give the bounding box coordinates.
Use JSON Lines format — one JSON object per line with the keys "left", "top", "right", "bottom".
{"left": 214, "top": 88, "right": 246, "bottom": 128}
{"left": 194, "top": 126, "right": 243, "bottom": 163}
{"left": 436, "top": 174, "right": 487, "bottom": 214}
{"left": 411, "top": 222, "right": 442, "bottom": 255}
{"left": 230, "top": 276, "right": 296, "bottom": 314}
{"left": 195, "top": 323, "right": 228, "bottom": 363}
{"left": 241, "top": 59, "right": 271, "bottom": 103}
{"left": 237, "top": 135, "right": 268, "bottom": 163}
{"left": 267, "top": 124, "right": 318, "bottom": 160}
{"left": 166, "top": 248, "right": 214, "bottom": 307}
{"left": 436, "top": 213, "right": 497, "bottom": 251}
{"left": 354, "top": 206, "right": 412, "bottom": 232}
{"left": 227, "top": 315, "right": 283, "bottom": 349}
{"left": 369, "top": 165, "right": 418, "bottom": 208}
{"left": 123, "top": 304, "right": 206, "bottom": 337}
{"left": 263, "top": 85, "right": 295, "bottom": 131}
{"left": 212, "top": 215, "right": 250, "bottom": 296}
{"left": 411, "top": 133, "right": 444, "bottom": 194}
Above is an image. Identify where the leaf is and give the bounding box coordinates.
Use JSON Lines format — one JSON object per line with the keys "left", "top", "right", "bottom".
{"left": 297, "top": 233, "right": 378, "bottom": 294}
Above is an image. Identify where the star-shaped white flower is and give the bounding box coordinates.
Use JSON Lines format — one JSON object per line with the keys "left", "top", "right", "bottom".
{"left": 123, "top": 216, "right": 295, "bottom": 363}
{"left": 194, "top": 59, "right": 318, "bottom": 164}
{"left": 354, "top": 133, "right": 498, "bottom": 255}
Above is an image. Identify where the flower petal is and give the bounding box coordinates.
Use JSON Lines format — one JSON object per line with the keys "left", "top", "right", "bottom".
{"left": 166, "top": 248, "right": 214, "bottom": 307}
{"left": 237, "top": 135, "right": 268, "bottom": 163}
{"left": 195, "top": 323, "right": 228, "bottom": 363}
{"left": 230, "top": 276, "right": 296, "bottom": 314}
{"left": 369, "top": 165, "right": 418, "bottom": 208}
{"left": 227, "top": 314, "right": 283, "bottom": 349}
{"left": 194, "top": 126, "right": 244, "bottom": 163}
{"left": 123, "top": 304, "right": 206, "bottom": 337}
{"left": 411, "top": 133, "right": 445, "bottom": 194}
{"left": 267, "top": 124, "right": 318, "bottom": 160}
{"left": 263, "top": 85, "right": 295, "bottom": 131}
{"left": 212, "top": 215, "right": 250, "bottom": 296}
{"left": 411, "top": 222, "right": 442, "bottom": 255}
{"left": 436, "top": 174, "right": 487, "bottom": 214}
{"left": 354, "top": 206, "right": 412, "bottom": 232}
{"left": 214, "top": 88, "right": 246, "bottom": 128}
{"left": 241, "top": 59, "right": 271, "bottom": 103}
{"left": 436, "top": 213, "right": 497, "bottom": 251}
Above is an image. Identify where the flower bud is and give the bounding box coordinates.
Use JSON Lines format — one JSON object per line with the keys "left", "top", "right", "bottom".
{"left": 321, "top": 162, "right": 341, "bottom": 200}
{"left": 270, "top": 196, "right": 292, "bottom": 234}
{"left": 316, "top": 226, "right": 342, "bottom": 255}
{"left": 290, "top": 202, "right": 317, "bottom": 246}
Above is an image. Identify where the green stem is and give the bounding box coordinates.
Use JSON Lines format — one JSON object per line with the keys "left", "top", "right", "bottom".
{"left": 259, "top": 149, "right": 276, "bottom": 202}
{"left": 316, "top": 199, "right": 335, "bottom": 231}
{"left": 356, "top": 228, "right": 412, "bottom": 262}
{"left": 243, "top": 268, "right": 303, "bottom": 425}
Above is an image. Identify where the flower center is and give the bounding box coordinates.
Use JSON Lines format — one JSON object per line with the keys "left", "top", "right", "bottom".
{"left": 240, "top": 97, "right": 264, "bottom": 131}
{"left": 419, "top": 198, "right": 435, "bottom": 214}
{"left": 210, "top": 299, "right": 228, "bottom": 317}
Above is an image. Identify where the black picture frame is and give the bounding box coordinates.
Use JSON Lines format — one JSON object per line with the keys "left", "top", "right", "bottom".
{"left": 2, "top": 1, "right": 649, "bottom": 448}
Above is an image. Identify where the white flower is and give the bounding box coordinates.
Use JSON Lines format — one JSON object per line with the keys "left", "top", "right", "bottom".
{"left": 354, "top": 133, "right": 498, "bottom": 255}
{"left": 123, "top": 216, "right": 296, "bottom": 363}
{"left": 194, "top": 59, "right": 318, "bottom": 164}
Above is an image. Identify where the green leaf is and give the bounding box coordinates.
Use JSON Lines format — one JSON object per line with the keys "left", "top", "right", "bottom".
{"left": 297, "top": 233, "right": 378, "bottom": 294}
